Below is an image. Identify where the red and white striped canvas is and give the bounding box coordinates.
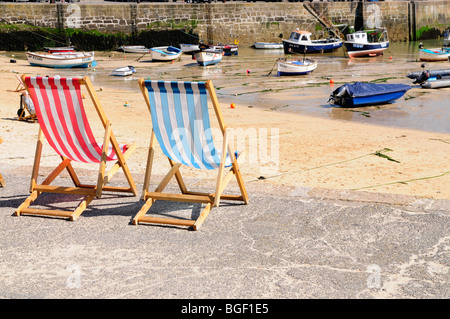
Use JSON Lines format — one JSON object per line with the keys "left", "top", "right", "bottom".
{"left": 24, "top": 76, "right": 127, "bottom": 163}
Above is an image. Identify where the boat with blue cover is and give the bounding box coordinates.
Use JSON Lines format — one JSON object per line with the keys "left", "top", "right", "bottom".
{"left": 328, "top": 82, "right": 411, "bottom": 107}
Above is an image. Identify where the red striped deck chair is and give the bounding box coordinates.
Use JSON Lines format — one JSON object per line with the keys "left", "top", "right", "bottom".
{"left": 133, "top": 79, "right": 248, "bottom": 230}
{"left": 15, "top": 75, "right": 138, "bottom": 221}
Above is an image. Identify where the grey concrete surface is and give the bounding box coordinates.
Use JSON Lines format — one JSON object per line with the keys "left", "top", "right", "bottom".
{"left": 0, "top": 169, "right": 449, "bottom": 299}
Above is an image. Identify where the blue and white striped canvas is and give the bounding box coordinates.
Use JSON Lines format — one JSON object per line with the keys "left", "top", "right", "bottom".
{"left": 144, "top": 80, "right": 232, "bottom": 170}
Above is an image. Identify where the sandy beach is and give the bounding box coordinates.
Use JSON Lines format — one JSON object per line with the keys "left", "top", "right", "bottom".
{"left": 0, "top": 51, "right": 449, "bottom": 200}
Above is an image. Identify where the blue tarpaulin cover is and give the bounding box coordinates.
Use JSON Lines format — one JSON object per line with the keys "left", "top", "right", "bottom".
{"left": 332, "top": 82, "right": 411, "bottom": 98}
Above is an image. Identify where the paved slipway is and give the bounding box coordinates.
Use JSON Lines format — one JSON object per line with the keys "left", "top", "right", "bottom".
{"left": 0, "top": 170, "right": 448, "bottom": 299}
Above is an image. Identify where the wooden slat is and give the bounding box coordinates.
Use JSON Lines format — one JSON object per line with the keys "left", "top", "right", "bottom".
{"left": 143, "top": 192, "right": 213, "bottom": 204}
{"left": 19, "top": 208, "right": 73, "bottom": 218}
{"left": 137, "top": 216, "right": 196, "bottom": 227}
{"left": 193, "top": 203, "right": 212, "bottom": 231}
{"left": 33, "top": 185, "right": 97, "bottom": 196}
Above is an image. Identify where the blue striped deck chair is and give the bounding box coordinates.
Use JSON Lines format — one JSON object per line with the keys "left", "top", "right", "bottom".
{"left": 134, "top": 79, "right": 249, "bottom": 230}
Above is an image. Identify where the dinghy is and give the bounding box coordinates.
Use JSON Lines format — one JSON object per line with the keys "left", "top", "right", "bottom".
{"left": 419, "top": 47, "right": 450, "bottom": 62}
{"left": 254, "top": 42, "right": 283, "bottom": 49}
{"left": 150, "top": 46, "right": 182, "bottom": 61}
{"left": 111, "top": 66, "right": 136, "bottom": 77}
{"left": 27, "top": 51, "right": 95, "bottom": 68}
{"left": 119, "top": 45, "right": 150, "bottom": 53}
{"left": 180, "top": 43, "right": 200, "bottom": 54}
{"left": 194, "top": 49, "right": 223, "bottom": 66}
{"left": 277, "top": 58, "right": 317, "bottom": 76}
{"left": 328, "top": 82, "right": 411, "bottom": 107}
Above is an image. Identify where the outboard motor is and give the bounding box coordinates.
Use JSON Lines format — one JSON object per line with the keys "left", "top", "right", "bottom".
{"left": 413, "top": 70, "right": 430, "bottom": 84}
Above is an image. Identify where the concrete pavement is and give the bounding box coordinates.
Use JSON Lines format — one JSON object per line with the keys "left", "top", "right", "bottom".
{"left": 0, "top": 167, "right": 449, "bottom": 299}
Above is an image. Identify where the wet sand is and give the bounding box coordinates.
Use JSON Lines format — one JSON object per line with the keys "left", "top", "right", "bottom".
{"left": 0, "top": 46, "right": 449, "bottom": 199}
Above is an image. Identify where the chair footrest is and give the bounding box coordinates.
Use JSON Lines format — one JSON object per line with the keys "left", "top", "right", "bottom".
{"left": 144, "top": 192, "right": 213, "bottom": 204}
{"left": 17, "top": 208, "right": 73, "bottom": 218}
{"left": 137, "top": 216, "right": 196, "bottom": 227}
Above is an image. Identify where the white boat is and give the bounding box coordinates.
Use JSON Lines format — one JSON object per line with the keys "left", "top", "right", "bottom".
{"left": 194, "top": 49, "right": 223, "bottom": 66}
{"left": 254, "top": 42, "right": 283, "bottom": 49}
{"left": 180, "top": 43, "right": 200, "bottom": 54}
{"left": 344, "top": 29, "right": 389, "bottom": 58}
{"left": 111, "top": 66, "right": 136, "bottom": 77}
{"left": 119, "top": 45, "right": 150, "bottom": 53}
{"left": 419, "top": 47, "right": 450, "bottom": 62}
{"left": 27, "top": 51, "right": 95, "bottom": 68}
{"left": 421, "top": 78, "right": 450, "bottom": 89}
{"left": 283, "top": 30, "right": 343, "bottom": 54}
{"left": 150, "top": 46, "right": 183, "bottom": 61}
{"left": 277, "top": 58, "right": 317, "bottom": 76}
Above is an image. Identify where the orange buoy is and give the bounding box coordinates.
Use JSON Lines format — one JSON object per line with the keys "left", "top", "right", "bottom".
{"left": 230, "top": 103, "right": 236, "bottom": 109}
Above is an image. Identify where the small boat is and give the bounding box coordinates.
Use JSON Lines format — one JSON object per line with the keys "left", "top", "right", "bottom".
{"left": 119, "top": 45, "right": 150, "bottom": 53}
{"left": 282, "top": 30, "right": 343, "bottom": 54}
{"left": 344, "top": 29, "right": 389, "bottom": 58}
{"left": 328, "top": 82, "right": 411, "bottom": 107}
{"left": 254, "top": 42, "right": 283, "bottom": 49}
{"left": 277, "top": 58, "right": 317, "bottom": 76}
{"left": 200, "top": 43, "right": 238, "bottom": 56}
{"left": 180, "top": 43, "right": 200, "bottom": 54}
{"left": 407, "top": 69, "right": 450, "bottom": 89}
{"left": 421, "top": 77, "right": 450, "bottom": 89}
{"left": 44, "top": 46, "right": 75, "bottom": 54}
{"left": 419, "top": 47, "right": 450, "bottom": 62}
{"left": 150, "top": 46, "right": 183, "bottom": 61}
{"left": 26, "top": 51, "right": 95, "bottom": 68}
{"left": 111, "top": 66, "right": 136, "bottom": 77}
{"left": 194, "top": 49, "right": 223, "bottom": 66}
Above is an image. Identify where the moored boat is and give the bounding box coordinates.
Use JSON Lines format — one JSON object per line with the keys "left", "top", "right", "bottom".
{"left": 150, "top": 46, "right": 182, "bottom": 61}
{"left": 344, "top": 29, "right": 389, "bottom": 58}
{"left": 111, "top": 65, "right": 136, "bottom": 77}
{"left": 194, "top": 49, "right": 223, "bottom": 66}
{"left": 254, "top": 42, "right": 283, "bottom": 49}
{"left": 282, "top": 30, "right": 343, "bottom": 54}
{"left": 419, "top": 47, "right": 450, "bottom": 62}
{"left": 328, "top": 82, "right": 411, "bottom": 107}
{"left": 180, "top": 43, "right": 200, "bottom": 54}
{"left": 26, "top": 51, "right": 95, "bottom": 68}
{"left": 406, "top": 68, "right": 450, "bottom": 79}
{"left": 199, "top": 43, "right": 238, "bottom": 56}
{"left": 119, "top": 45, "right": 150, "bottom": 53}
{"left": 277, "top": 58, "right": 317, "bottom": 76}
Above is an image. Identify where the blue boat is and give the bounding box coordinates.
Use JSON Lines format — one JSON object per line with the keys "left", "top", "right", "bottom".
{"left": 328, "top": 82, "right": 411, "bottom": 107}
{"left": 282, "top": 30, "right": 343, "bottom": 54}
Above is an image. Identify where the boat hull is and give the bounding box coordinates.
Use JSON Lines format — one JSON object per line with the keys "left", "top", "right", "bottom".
{"left": 342, "top": 91, "right": 407, "bottom": 107}
{"left": 277, "top": 59, "right": 317, "bottom": 76}
{"left": 27, "top": 52, "right": 95, "bottom": 68}
{"left": 120, "top": 46, "right": 150, "bottom": 53}
{"left": 180, "top": 44, "right": 200, "bottom": 54}
{"left": 282, "top": 39, "right": 343, "bottom": 54}
{"left": 421, "top": 79, "right": 450, "bottom": 89}
{"left": 344, "top": 42, "right": 389, "bottom": 58}
{"left": 150, "top": 46, "right": 183, "bottom": 61}
{"left": 112, "top": 66, "right": 136, "bottom": 77}
{"left": 194, "top": 51, "right": 222, "bottom": 66}
{"left": 254, "top": 42, "right": 283, "bottom": 49}
{"left": 419, "top": 48, "right": 450, "bottom": 62}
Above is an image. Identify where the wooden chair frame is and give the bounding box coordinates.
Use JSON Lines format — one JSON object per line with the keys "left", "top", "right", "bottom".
{"left": 18, "top": 92, "right": 38, "bottom": 123}
{"left": 15, "top": 75, "right": 138, "bottom": 221}
{"left": 133, "top": 79, "right": 248, "bottom": 230}
{"left": 0, "top": 137, "right": 5, "bottom": 187}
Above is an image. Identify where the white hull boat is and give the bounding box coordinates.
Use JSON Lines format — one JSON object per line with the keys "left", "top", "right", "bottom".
{"left": 120, "top": 45, "right": 150, "bottom": 54}
{"left": 194, "top": 50, "right": 223, "bottom": 66}
{"left": 180, "top": 43, "right": 200, "bottom": 54}
{"left": 419, "top": 48, "right": 450, "bottom": 62}
{"left": 344, "top": 29, "right": 389, "bottom": 58}
{"left": 150, "top": 46, "right": 183, "bottom": 61}
{"left": 27, "top": 51, "right": 95, "bottom": 68}
{"left": 254, "top": 42, "right": 283, "bottom": 49}
{"left": 112, "top": 66, "right": 136, "bottom": 77}
{"left": 277, "top": 58, "right": 317, "bottom": 76}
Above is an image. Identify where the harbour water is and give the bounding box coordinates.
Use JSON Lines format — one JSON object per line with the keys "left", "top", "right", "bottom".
{"left": 6, "top": 39, "right": 450, "bottom": 133}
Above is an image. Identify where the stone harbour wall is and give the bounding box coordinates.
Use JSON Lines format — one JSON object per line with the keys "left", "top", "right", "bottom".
{"left": 0, "top": 1, "right": 449, "bottom": 45}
